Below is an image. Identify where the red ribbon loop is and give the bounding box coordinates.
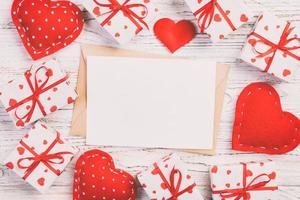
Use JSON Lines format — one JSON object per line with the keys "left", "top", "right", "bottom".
{"left": 212, "top": 163, "right": 278, "bottom": 200}
{"left": 17, "top": 132, "right": 73, "bottom": 180}
{"left": 194, "top": 0, "right": 236, "bottom": 33}
{"left": 153, "top": 163, "right": 196, "bottom": 200}
{"left": 169, "top": 168, "right": 182, "bottom": 198}
{"left": 93, "top": 0, "right": 149, "bottom": 34}
{"left": 250, "top": 22, "right": 300, "bottom": 72}
{"left": 6, "top": 66, "right": 69, "bottom": 124}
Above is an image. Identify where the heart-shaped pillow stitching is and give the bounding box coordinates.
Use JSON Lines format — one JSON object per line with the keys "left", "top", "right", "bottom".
{"left": 11, "top": 0, "right": 84, "bottom": 60}
{"left": 153, "top": 18, "right": 196, "bottom": 53}
{"left": 232, "top": 82, "right": 300, "bottom": 154}
{"left": 73, "top": 149, "right": 136, "bottom": 200}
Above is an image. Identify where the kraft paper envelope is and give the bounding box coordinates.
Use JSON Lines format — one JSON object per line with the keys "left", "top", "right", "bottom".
{"left": 70, "top": 44, "right": 230, "bottom": 155}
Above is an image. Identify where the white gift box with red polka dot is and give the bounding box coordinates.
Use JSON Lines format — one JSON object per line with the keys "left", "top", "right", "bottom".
{"left": 4, "top": 122, "right": 78, "bottom": 193}
{"left": 83, "top": 0, "right": 159, "bottom": 44}
{"left": 210, "top": 160, "right": 279, "bottom": 200}
{"left": 240, "top": 12, "right": 300, "bottom": 81}
{"left": 137, "top": 154, "right": 204, "bottom": 200}
{"left": 0, "top": 59, "right": 77, "bottom": 128}
{"left": 185, "top": 0, "right": 253, "bottom": 42}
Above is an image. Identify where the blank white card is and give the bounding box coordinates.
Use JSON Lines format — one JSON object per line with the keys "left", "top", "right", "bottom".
{"left": 87, "top": 56, "right": 216, "bottom": 149}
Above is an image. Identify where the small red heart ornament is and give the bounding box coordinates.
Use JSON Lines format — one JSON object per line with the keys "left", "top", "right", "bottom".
{"left": 153, "top": 18, "right": 196, "bottom": 53}
{"left": 214, "top": 14, "right": 222, "bottom": 22}
{"left": 67, "top": 97, "right": 75, "bottom": 104}
{"left": 6, "top": 162, "right": 14, "bottom": 169}
{"left": 232, "top": 82, "right": 300, "bottom": 154}
{"left": 73, "top": 149, "right": 136, "bottom": 200}
{"left": 282, "top": 69, "right": 291, "bottom": 77}
{"left": 11, "top": 0, "right": 84, "bottom": 60}
{"left": 37, "top": 177, "right": 45, "bottom": 186}
{"left": 240, "top": 14, "right": 249, "bottom": 22}
{"left": 17, "top": 146, "right": 25, "bottom": 155}
{"left": 211, "top": 166, "right": 218, "bottom": 173}
{"left": 93, "top": 7, "right": 101, "bottom": 16}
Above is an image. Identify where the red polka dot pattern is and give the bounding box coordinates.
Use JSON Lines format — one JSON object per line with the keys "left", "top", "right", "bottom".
{"left": 11, "top": 0, "right": 84, "bottom": 60}
{"left": 73, "top": 149, "right": 136, "bottom": 200}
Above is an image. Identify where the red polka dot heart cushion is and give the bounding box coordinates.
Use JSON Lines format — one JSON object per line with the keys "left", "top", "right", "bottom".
{"left": 11, "top": 0, "right": 84, "bottom": 60}
{"left": 73, "top": 149, "right": 136, "bottom": 200}
{"left": 232, "top": 82, "right": 300, "bottom": 154}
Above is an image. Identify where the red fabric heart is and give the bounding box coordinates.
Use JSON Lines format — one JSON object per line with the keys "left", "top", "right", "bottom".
{"left": 153, "top": 18, "right": 196, "bottom": 53}
{"left": 73, "top": 149, "right": 136, "bottom": 200}
{"left": 11, "top": 0, "right": 84, "bottom": 60}
{"left": 232, "top": 82, "right": 300, "bottom": 154}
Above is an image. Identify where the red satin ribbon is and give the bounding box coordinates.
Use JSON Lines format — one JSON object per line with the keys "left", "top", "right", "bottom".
{"left": 93, "top": 0, "right": 149, "bottom": 34}
{"left": 250, "top": 22, "right": 300, "bottom": 72}
{"left": 153, "top": 163, "right": 196, "bottom": 200}
{"left": 212, "top": 163, "right": 278, "bottom": 200}
{"left": 17, "top": 132, "right": 73, "bottom": 180}
{"left": 6, "top": 66, "right": 69, "bottom": 124}
{"left": 194, "top": 0, "right": 236, "bottom": 33}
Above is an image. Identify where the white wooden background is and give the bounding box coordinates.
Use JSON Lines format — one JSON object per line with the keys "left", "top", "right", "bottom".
{"left": 0, "top": 0, "right": 300, "bottom": 199}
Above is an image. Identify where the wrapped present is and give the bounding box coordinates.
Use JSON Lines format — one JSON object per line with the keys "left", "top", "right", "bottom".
{"left": 0, "top": 59, "right": 77, "bottom": 128}
{"left": 83, "top": 0, "right": 159, "bottom": 44}
{"left": 137, "top": 154, "right": 204, "bottom": 200}
{"left": 4, "top": 122, "right": 78, "bottom": 193}
{"left": 210, "top": 160, "right": 279, "bottom": 199}
{"left": 240, "top": 12, "right": 300, "bottom": 81}
{"left": 185, "top": 0, "right": 253, "bottom": 42}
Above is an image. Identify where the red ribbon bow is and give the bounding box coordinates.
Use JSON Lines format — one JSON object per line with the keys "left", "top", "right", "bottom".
{"left": 6, "top": 66, "right": 69, "bottom": 125}
{"left": 93, "top": 0, "right": 149, "bottom": 34}
{"left": 212, "top": 163, "right": 278, "bottom": 200}
{"left": 153, "top": 163, "right": 196, "bottom": 200}
{"left": 194, "top": 0, "right": 236, "bottom": 33}
{"left": 17, "top": 131, "right": 73, "bottom": 180}
{"left": 250, "top": 22, "right": 300, "bottom": 72}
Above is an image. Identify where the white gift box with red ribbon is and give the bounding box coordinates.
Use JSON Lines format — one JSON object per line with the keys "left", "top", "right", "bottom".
{"left": 240, "top": 12, "right": 300, "bottom": 81}
{"left": 210, "top": 160, "right": 279, "bottom": 200}
{"left": 185, "top": 0, "right": 253, "bottom": 42}
{"left": 137, "top": 154, "right": 204, "bottom": 200}
{"left": 83, "top": 0, "right": 159, "bottom": 44}
{"left": 4, "top": 122, "right": 78, "bottom": 193}
{"left": 0, "top": 59, "right": 77, "bottom": 128}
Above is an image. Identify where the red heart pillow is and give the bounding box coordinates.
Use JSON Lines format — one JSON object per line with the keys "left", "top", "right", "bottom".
{"left": 232, "top": 82, "right": 300, "bottom": 154}
{"left": 11, "top": 0, "right": 84, "bottom": 60}
{"left": 73, "top": 149, "right": 136, "bottom": 200}
{"left": 153, "top": 18, "right": 196, "bottom": 53}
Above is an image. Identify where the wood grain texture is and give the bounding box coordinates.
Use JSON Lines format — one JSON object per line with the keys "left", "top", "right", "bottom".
{"left": 0, "top": 0, "right": 300, "bottom": 199}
